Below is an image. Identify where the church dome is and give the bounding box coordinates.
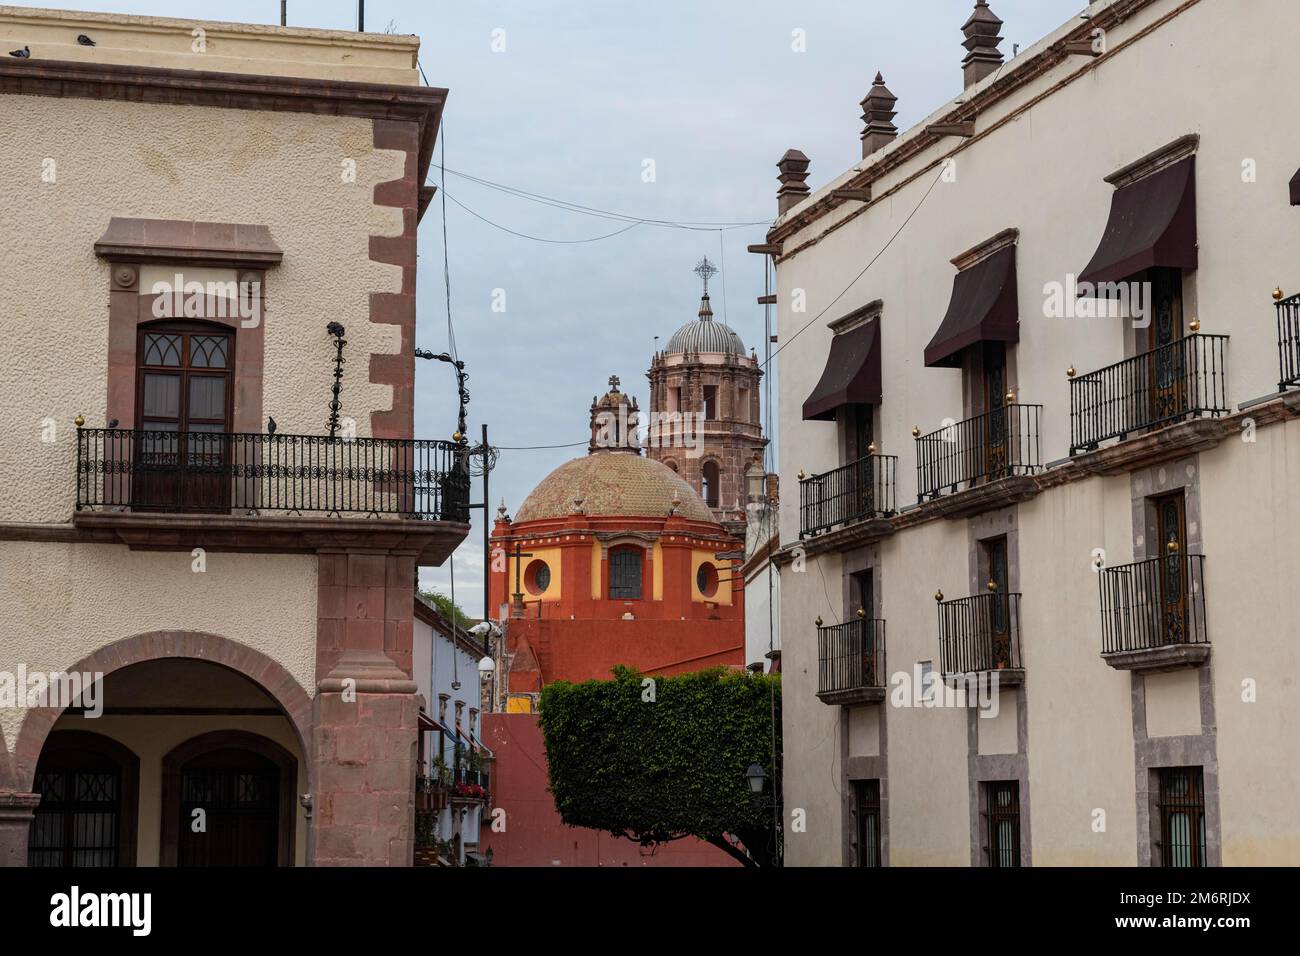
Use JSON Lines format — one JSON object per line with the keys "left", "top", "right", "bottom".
{"left": 665, "top": 292, "right": 746, "bottom": 355}
{"left": 514, "top": 453, "right": 715, "bottom": 524}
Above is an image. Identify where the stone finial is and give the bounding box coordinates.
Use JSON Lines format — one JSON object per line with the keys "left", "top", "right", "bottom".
{"left": 860, "top": 72, "right": 898, "bottom": 158}
{"left": 776, "top": 149, "right": 811, "bottom": 215}
{"left": 962, "top": 0, "right": 1005, "bottom": 88}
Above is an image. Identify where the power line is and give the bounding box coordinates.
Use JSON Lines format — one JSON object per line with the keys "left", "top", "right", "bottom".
{"left": 443, "top": 190, "right": 644, "bottom": 244}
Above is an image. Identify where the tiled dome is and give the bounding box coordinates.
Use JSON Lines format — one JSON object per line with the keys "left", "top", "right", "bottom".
{"left": 665, "top": 293, "right": 746, "bottom": 355}
{"left": 514, "top": 453, "right": 715, "bottom": 524}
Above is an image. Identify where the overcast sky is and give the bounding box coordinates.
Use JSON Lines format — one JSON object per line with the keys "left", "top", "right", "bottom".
{"left": 16, "top": 0, "right": 1086, "bottom": 615}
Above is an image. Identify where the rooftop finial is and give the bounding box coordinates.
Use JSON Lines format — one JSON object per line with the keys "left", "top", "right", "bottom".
{"left": 860, "top": 73, "right": 899, "bottom": 158}
{"left": 693, "top": 256, "right": 719, "bottom": 295}
{"left": 776, "top": 149, "right": 811, "bottom": 214}
{"left": 962, "top": 0, "right": 1005, "bottom": 88}
{"left": 608, "top": 374, "right": 621, "bottom": 392}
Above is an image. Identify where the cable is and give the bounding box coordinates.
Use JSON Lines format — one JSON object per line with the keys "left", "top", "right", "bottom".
{"left": 444, "top": 190, "right": 644, "bottom": 244}
{"left": 435, "top": 164, "right": 770, "bottom": 230}
{"left": 491, "top": 439, "right": 589, "bottom": 451}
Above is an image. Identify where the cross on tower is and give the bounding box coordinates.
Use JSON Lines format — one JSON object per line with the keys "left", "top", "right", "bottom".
{"left": 608, "top": 375, "right": 620, "bottom": 391}
{"left": 693, "top": 256, "right": 719, "bottom": 295}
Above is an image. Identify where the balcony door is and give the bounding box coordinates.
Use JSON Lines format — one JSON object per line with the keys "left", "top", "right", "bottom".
{"left": 1154, "top": 492, "right": 1189, "bottom": 645}
{"left": 1146, "top": 268, "right": 1187, "bottom": 426}
{"left": 851, "top": 570, "right": 876, "bottom": 686}
{"left": 844, "top": 404, "right": 875, "bottom": 518}
{"left": 981, "top": 343, "right": 1008, "bottom": 481}
{"left": 134, "top": 323, "right": 234, "bottom": 513}
{"left": 982, "top": 536, "right": 1011, "bottom": 669}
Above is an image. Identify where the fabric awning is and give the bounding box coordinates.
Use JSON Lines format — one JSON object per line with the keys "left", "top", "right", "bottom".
{"left": 802, "top": 319, "right": 882, "bottom": 420}
{"left": 923, "top": 244, "right": 1019, "bottom": 368}
{"left": 1079, "top": 156, "right": 1197, "bottom": 286}
{"left": 417, "top": 711, "right": 439, "bottom": 732}
{"left": 1290, "top": 167, "right": 1300, "bottom": 206}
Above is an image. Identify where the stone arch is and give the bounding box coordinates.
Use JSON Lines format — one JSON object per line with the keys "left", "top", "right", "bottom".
{"left": 0, "top": 723, "right": 13, "bottom": 791}
{"left": 13, "top": 631, "right": 312, "bottom": 794}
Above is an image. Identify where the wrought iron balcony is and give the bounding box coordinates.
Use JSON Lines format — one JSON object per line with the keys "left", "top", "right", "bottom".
{"left": 1098, "top": 553, "right": 1208, "bottom": 671}
{"left": 1278, "top": 293, "right": 1300, "bottom": 391}
{"left": 936, "top": 591, "right": 1023, "bottom": 680}
{"left": 799, "top": 454, "right": 897, "bottom": 538}
{"left": 916, "top": 405, "right": 1041, "bottom": 501}
{"left": 1069, "top": 334, "right": 1229, "bottom": 455}
{"left": 75, "top": 427, "right": 471, "bottom": 521}
{"left": 816, "top": 617, "right": 886, "bottom": 705}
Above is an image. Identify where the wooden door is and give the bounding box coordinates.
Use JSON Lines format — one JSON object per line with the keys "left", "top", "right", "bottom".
{"left": 847, "top": 405, "right": 875, "bottom": 517}
{"left": 982, "top": 343, "right": 1009, "bottom": 481}
{"left": 852, "top": 570, "right": 876, "bottom": 686}
{"left": 177, "top": 748, "right": 280, "bottom": 867}
{"left": 1146, "top": 268, "right": 1187, "bottom": 426}
{"left": 983, "top": 536, "right": 1011, "bottom": 669}
{"left": 1155, "top": 493, "right": 1189, "bottom": 644}
{"left": 133, "top": 325, "right": 233, "bottom": 512}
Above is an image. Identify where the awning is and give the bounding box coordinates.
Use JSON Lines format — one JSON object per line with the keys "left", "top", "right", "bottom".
{"left": 469, "top": 730, "right": 494, "bottom": 759}
{"left": 417, "top": 711, "right": 439, "bottom": 732}
{"left": 923, "top": 244, "right": 1018, "bottom": 368}
{"left": 1291, "top": 167, "right": 1300, "bottom": 206}
{"left": 1078, "top": 156, "right": 1197, "bottom": 286}
{"left": 802, "top": 319, "right": 882, "bottom": 420}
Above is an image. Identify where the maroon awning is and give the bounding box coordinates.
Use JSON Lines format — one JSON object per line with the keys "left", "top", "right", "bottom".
{"left": 923, "top": 245, "right": 1018, "bottom": 369}
{"left": 1079, "top": 157, "right": 1197, "bottom": 286}
{"left": 802, "top": 319, "right": 882, "bottom": 420}
{"left": 1290, "top": 167, "right": 1300, "bottom": 206}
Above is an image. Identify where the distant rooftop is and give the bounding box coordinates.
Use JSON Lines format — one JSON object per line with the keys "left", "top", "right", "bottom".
{"left": 0, "top": 5, "right": 421, "bottom": 85}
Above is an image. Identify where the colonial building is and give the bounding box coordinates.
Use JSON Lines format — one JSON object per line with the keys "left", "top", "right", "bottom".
{"left": 0, "top": 8, "right": 468, "bottom": 866}
{"left": 767, "top": 0, "right": 1300, "bottom": 866}
{"left": 646, "top": 260, "right": 767, "bottom": 535}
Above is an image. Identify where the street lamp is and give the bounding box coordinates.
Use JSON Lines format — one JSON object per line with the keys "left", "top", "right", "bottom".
{"left": 745, "top": 460, "right": 766, "bottom": 503}
{"left": 745, "top": 763, "right": 767, "bottom": 795}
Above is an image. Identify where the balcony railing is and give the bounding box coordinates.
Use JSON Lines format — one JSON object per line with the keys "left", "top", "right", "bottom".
{"left": 76, "top": 427, "right": 471, "bottom": 521}
{"left": 936, "top": 592, "right": 1022, "bottom": 676}
{"left": 816, "top": 618, "right": 886, "bottom": 703}
{"left": 799, "top": 454, "right": 897, "bottom": 538}
{"left": 1099, "top": 554, "right": 1207, "bottom": 655}
{"left": 1069, "top": 334, "right": 1229, "bottom": 455}
{"left": 1278, "top": 294, "right": 1300, "bottom": 391}
{"left": 916, "top": 405, "right": 1042, "bottom": 501}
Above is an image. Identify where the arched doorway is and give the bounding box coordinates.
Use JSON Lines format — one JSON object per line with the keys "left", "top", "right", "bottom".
{"left": 27, "top": 731, "right": 139, "bottom": 868}
{"left": 161, "top": 731, "right": 295, "bottom": 867}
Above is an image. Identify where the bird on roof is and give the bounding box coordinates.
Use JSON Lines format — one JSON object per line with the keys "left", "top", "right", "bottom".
{"left": 267, "top": 416, "right": 277, "bottom": 435}
{"left": 9, "top": 46, "right": 30, "bottom": 58}
{"left": 77, "top": 34, "right": 96, "bottom": 47}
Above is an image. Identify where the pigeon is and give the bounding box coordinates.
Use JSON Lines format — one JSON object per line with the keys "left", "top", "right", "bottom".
{"left": 9, "top": 46, "right": 29, "bottom": 58}
{"left": 77, "top": 34, "right": 95, "bottom": 46}
{"left": 107, "top": 419, "right": 119, "bottom": 429}
{"left": 267, "top": 416, "right": 277, "bottom": 435}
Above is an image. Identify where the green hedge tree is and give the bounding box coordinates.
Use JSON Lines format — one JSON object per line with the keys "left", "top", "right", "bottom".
{"left": 539, "top": 665, "right": 782, "bottom": 867}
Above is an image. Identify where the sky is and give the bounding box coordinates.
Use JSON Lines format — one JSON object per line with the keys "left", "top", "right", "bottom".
{"left": 13, "top": 0, "right": 1087, "bottom": 615}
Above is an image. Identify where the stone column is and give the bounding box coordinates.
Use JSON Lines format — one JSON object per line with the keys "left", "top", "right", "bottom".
{"left": 0, "top": 792, "right": 40, "bottom": 867}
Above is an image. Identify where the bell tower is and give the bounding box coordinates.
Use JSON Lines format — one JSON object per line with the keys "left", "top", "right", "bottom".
{"left": 646, "top": 257, "right": 766, "bottom": 536}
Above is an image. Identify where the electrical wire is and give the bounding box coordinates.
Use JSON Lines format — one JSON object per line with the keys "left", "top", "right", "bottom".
{"left": 443, "top": 190, "right": 644, "bottom": 244}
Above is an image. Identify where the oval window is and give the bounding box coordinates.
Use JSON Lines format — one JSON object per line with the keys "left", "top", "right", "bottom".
{"left": 525, "top": 559, "right": 551, "bottom": 596}
{"left": 696, "top": 562, "right": 719, "bottom": 598}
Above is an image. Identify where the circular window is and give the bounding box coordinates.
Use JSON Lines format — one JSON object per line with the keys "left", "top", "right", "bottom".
{"left": 525, "top": 559, "right": 551, "bottom": 596}
{"left": 696, "top": 562, "right": 719, "bottom": 598}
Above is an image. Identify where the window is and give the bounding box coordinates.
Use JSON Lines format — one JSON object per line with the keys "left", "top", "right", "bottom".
{"left": 919, "top": 660, "right": 935, "bottom": 701}
{"left": 984, "top": 781, "right": 1020, "bottom": 868}
{"left": 702, "top": 460, "right": 720, "bottom": 508}
{"left": 853, "top": 779, "right": 882, "bottom": 867}
{"left": 1157, "top": 767, "right": 1206, "bottom": 867}
{"left": 608, "top": 547, "right": 643, "bottom": 600}
{"left": 703, "top": 385, "right": 717, "bottom": 420}
{"left": 696, "top": 562, "right": 719, "bottom": 598}
{"left": 524, "top": 559, "right": 551, "bottom": 596}
{"left": 28, "top": 732, "right": 137, "bottom": 868}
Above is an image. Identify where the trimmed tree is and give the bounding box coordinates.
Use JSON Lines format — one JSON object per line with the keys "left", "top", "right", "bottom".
{"left": 538, "top": 665, "right": 782, "bottom": 867}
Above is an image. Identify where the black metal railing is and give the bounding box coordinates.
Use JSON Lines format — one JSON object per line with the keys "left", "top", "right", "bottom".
{"left": 817, "top": 618, "right": 886, "bottom": 697}
{"left": 1278, "top": 294, "right": 1300, "bottom": 391}
{"left": 1099, "top": 554, "right": 1207, "bottom": 654}
{"left": 936, "top": 592, "right": 1022, "bottom": 675}
{"left": 916, "top": 405, "right": 1041, "bottom": 501}
{"left": 75, "top": 427, "right": 471, "bottom": 521}
{"left": 800, "top": 454, "right": 897, "bottom": 537}
{"left": 1069, "top": 334, "right": 1229, "bottom": 455}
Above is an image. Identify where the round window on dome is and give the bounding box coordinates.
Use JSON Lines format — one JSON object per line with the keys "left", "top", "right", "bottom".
{"left": 525, "top": 559, "right": 551, "bottom": 596}
{"left": 696, "top": 562, "right": 719, "bottom": 598}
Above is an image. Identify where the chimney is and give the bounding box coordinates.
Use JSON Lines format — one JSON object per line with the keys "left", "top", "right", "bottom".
{"left": 962, "top": 1, "right": 1004, "bottom": 88}
{"left": 776, "top": 149, "right": 811, "bottom": 215}
{"left": 859, "top": 73, "right": 898, "bottom": 158}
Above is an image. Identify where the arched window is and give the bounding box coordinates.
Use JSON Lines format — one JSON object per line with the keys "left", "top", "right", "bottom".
{"left": 696, "top": 562, "right": 719, "bottom": 598}
{"left": 608, "top": 547, "right": 643, "bottom": 600}
{"left": 525, "top": 559, "right": 551, "bottom": 596}
{"left": 29, "top": 731, "right": 139, "bottom": 867}
{"left": 702, "top": 460, "right": 720, "bottom": 508}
